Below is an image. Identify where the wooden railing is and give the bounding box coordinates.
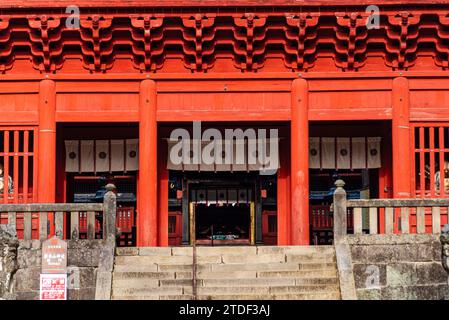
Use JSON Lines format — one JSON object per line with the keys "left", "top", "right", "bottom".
{"left": 0, "top": 184, "right": 117, "bottom": 241}
{"left": 333, "top": 180, "right": 449, "bottom": 241}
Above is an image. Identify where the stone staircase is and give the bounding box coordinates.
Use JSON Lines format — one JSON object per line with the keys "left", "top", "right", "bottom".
{"left": 111, "top": 246, "right": 341, "bottom": 300}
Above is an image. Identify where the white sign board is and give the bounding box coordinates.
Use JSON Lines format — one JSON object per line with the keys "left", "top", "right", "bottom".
{"left": 40, "top": 274, "right": 67, "bottom": 300}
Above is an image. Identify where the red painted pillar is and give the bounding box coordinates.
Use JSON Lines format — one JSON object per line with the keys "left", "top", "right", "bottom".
{"left": 38, "top": 79, "right": 56, "bottom": 237}
{"left": 138, "top": 79, "right": 158, "bottom": 247}
{"left": 37, "top": 79, "right": 56, "bottom": 203}
{"left": 392, "top": 77, "right": 411, "bottom": 198}
{"left": 290, "top": 78, "right": 309, "bottom": 245}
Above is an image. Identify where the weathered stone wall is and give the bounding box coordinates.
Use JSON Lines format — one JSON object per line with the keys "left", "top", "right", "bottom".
{"left": 347, "top": 234, "right": 449, "bottom": 300}
{"left": 13, "top": 239, "right": 109, "bottom": 300}
{"left": 0, "top": 225, "right": 19, "bottom": 300}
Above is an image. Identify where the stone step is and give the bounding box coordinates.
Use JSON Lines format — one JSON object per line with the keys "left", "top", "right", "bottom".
{"left": 156, "top": 264, "right": 195, "bottom": 272}
{"left": 298, "top": 262, "right": 337, "bottom": 271}
{"left": 209, "top": 262, "right": 336, "bottom": 272}
{"left": 285, "top": 253, "right": 336, "bottom": 263}
{"left": 196, "top": 292, "right": 341, "bottom": 300}
{"left": 159, "top": 279, "right": 194, "bottom": 287}
{"left": 184, "top": 284, "right": 340, "bottom": 295}
{"left": 126, "top": 253, "right": 331, "bottom": 265}
{"left": 114, "top": 255, "right": 192, "bottom": 265}
{"left": 220, "top": 254, "right": 286, "bottom": 264}
{"left": 112, "top": 278, "right": 159, "bottom": 288}
{"left": 201, "top": 278, "right": 296, "bottom": 287}
{"left": 112, "top": 295, "right": 161, "bottom": 300}
{"left": 187, "top": 286, "right": 271, "bottom": 295}
{"left": 115, "top": 246, "right": 335, "bottom": 256}
{"left": 200, "top": 277, "right": 338, "bottom": 287}
{"left": 114, "top": 255, "right": 222, "bottom": 265}
{"left": 295, "top": 277, "right": 339, "bottom": 285}
{"left": 114, "top": 261, "right": 336, "bottom": 273}
{"left": 268, "top": 284, "right": 340, "bottom": 294}
{"left": 113, "top": 271, "right": 176, "bottom": 280}
{"left": 194, "top": 246, "right": 258, "bottom": 256}
{"left": 125, "top": 269, "right": 339, "bottom": 280}
{"left": 112, "top": 286, "right": 185, "bottom": 296}
{"left": 112, "top": 276, "right": 339, "bottom": 289}
{"left": 112, "top": 246, "right": 341, "bottom": 300}
{"left": 257, "top": 269, "right": 338, "bottom": 278}
{"left": 197, "top": 271, "right": 258, "bottom": 279}
{"left": 257, "top": 246, "right": 335, "bottom": 255}
{"left": 114, "top": 264, "right": 159, "bottom": 272}
{"left": 112, "top": 295, "right": 194, "bottom": 300}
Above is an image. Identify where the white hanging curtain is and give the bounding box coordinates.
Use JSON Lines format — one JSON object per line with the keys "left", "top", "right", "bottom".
{"left": 309, "top": 137, "right": 320, "bottom": 169}
{"left": 367, "top": 137, "right": 381, "bottom": 168}
{"left": 199, "top": 140, "right": 215, "bottom": 172}
{"left": 167, "top": 139, "right": 183, "bottom": 171}
{"left": 234, "top": 139, "right": 248, "bottom": 171}
{"left": 65, "top": 139, "right": 139, "bottom": 173}
{"left": 352, "top": 137, "right": 366, "bottom": 169}
{"left": 80, "top": 140, "right": 95, "bottom": 173}
{"left": 65, "top": 140, "right": 80, "bottom": 173}
{"left": 95, "top": 140, "right": 109, "bottom": 172}
{"left": 126, "top": 139, "right": 139, "bottom": 172}
{"left": 309, "top": 137, "right": 382, "bottom": 170}
{"left": 216, "top": 139, "right": 232, "bottom": 172}
{"left": 336, "top": 137, "right": 351, "bottom": 169}
{"left": 110, "top": 140, "right": 125, "bottom": 172}
{"left": 321, "top": 137, "right": 336, "bottom": 169}
{"left": 183, "top": 140, "right": 200, "bottom": 172}
{"left": 166, "top": 138, "right": 280, "bottom": 172}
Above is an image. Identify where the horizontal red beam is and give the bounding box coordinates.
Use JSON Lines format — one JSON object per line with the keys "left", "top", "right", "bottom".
{"left": 1, "top": 71, "right": 449, "bottom": 82}
{"left": 1, "top": 0, "right": 447, "bottom": 9}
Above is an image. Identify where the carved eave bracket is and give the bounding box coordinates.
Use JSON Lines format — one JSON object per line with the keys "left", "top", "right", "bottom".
{"left": 80, "top": 15, "right": 113, "bottom": 73}
{"left": 284, "top": 13, "right": 319, "bottom": 71}
{"left": 28, "top": 15, "right": 63, "bottom": 73}
{"left": 182, "top": 14, "right": 216, "bottom": 72}
{"left": 334, "top": 12, "right": 369, "bottom": 71}
{"left": 434, "top": 14, "right": 449, "bottom": 70}
{"left": 233, "top": 13, "right": 267, "bottom": 71}
{"left": 130, "top": 14, "right": 164, "bottom": 73}
{"left": 0, "top": 16, "right": 12, "bottom": 74}
{"left": 0, "top": 10, "right": 448, "bottom": 74}
{"left": 385, "top": 11, "right": 421, "bottom": 70}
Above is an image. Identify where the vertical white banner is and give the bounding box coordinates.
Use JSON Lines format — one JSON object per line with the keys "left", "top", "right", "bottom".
{"left": 65, "top": 140, "right": 79, "bottom": 173}
{"left": 352, "top": 137, "right": 366, "bottom": 169}
{"left": 125, "top": 139, "right": 139, "bottom": 171}
{"left": 80, "top": 140, "right": 94, "bottom": 173}
{"left": 321, "top": 137, "right": 336, "bottom": 169}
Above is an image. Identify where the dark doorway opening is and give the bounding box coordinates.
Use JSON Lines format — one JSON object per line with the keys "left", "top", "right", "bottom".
{"left": 195, "top": 203, "right": 251, "bottom": 245}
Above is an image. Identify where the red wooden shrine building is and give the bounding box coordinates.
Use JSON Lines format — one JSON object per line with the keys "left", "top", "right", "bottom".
{"left": 1, "top": 0, "right": 449, "bottom": 247}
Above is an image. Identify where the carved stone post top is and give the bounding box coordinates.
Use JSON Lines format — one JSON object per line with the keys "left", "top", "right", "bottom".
{"left": 105, "top": 184, "right": 116, "bottom": 193}
{"left": 335, "top": 179, "right": 345, "bottom": 188}
{"left": 334, "top": 179, "right": 347, "bottom": 196}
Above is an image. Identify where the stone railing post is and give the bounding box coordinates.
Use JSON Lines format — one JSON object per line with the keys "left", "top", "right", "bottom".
{"left": 103, "top": 184, "right": 117, "bottom": 241}
{"left": 333, "top": 179, "right": 347, "bottom": 243}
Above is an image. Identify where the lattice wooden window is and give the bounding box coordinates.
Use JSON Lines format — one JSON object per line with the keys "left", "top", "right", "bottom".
{"left": 412, "top": 123, "right": 449, "bottom": 232}
{"left": 0, "top": 127, "right": 37, "bottom": 204}
{"left": 412, "top": 124, "right": 449, "bottom": 198}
